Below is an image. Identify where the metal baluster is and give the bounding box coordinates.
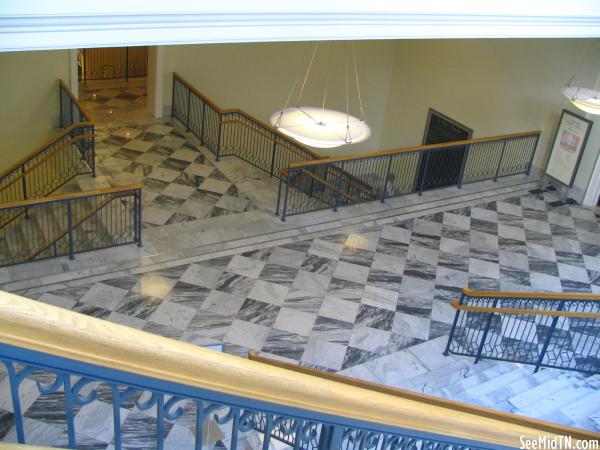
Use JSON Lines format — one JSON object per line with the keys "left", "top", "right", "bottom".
{"left": 457, "top": 143, "right": 471, "bottom": 188}
{"left": 216, "top": 115, "right": 222, "bottom": 161}
{"left": 67, "top": 199, "right": 74, "bottom": 259}
{"left": 261, "top": 414, "right": 274, "bottom": 450}
{"left": 200, "top": 101, "right": 206, "bottom": 146}
{"left": 333, "top": 162, "right": 344, "bottom": 211}
{"left": 157, "top": 393, "right": 165, "bottom": 450}
{"left": 381, "top": 154, "right": 393, "bottom": 203}
{"left": 186, "top": 88, "right": 192, "bottom": 131}
{"left": 418, "top": 152, "right": 431, "bottom": 195}
{"left": 270, "top": 140, "right": 277, "bottom": 177}
{"left": 474, "top": 297, "right": 500, "bottom": 363}
{"left": 281, "top": 170, "right": 291, "bottom": 221}
{"left": 444, "top": 291, "right": 466, "bottom": 356}
{"left": 194, "top": 401, "right": 205, "bottom": 450}
{"left": 534, "top": 300, "right": 565, "bottom": 372}
{"left": 4, "top": 362, "right": 26, "bottom": 443}
{"left": 494, "top": 140, "right": 507, "bottom": 182}
{"left": 527, "top": 134, "right": 540, "bottom": 176}
{"left": 125, "top": 47, "right": 129, "bottom": 81}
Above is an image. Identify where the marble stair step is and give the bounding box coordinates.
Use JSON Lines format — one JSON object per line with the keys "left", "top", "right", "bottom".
{"left": 590, "top": 415, "right": 600, "bottom": 432}
{"left": 398, "top": 360, "right": 473, "bottom": 394}
{"left": 559, "top": 389, "right": 600, "bottom": 424}
{"left": 516, "top": 384, "right": 594, "bottom": 418}
{"left": 476, "top": 369, "right": 559, "bottom": 407}
{"left": 508, "top": 377, "right": 580, "bottom": 410}
{"left": 441, "top": 363, "right": 516, "bottom": 396}
{"left": 463, "top": 367, "right": 529, "bottom": 399}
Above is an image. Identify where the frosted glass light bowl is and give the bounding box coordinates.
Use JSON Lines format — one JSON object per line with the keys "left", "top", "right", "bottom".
{"left": 562, "top": 86, "right": 600, "bottom": 115}
{"left": 270, "top": 106, "right": 371, "bottom": 149}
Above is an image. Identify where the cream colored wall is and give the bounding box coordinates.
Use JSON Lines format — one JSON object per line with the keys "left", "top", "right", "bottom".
{"left": 162, "top": 41, "right": 397, "bottom": 156}
{"left": 380, "top": 38, "right": 600, "bottom": 181}
{"left": 0, "top": 50, "right": 71, "bottom": 173}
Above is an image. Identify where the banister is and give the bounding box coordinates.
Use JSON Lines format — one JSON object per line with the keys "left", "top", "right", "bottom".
{"left": 462, "top": 287, "right": 600, "bottom": 301}
{"left": 450, "top": 299, "right": 600, "bottom": 319}
{"left": 287, "top": 130, "right": 542, "bottom": 169}
{"left": 0, "top": 292, "right": 583, "bottom": 448}
{"left": 248, "top": 352, "right": 599, "bottom": 441}
{"left": 0, "top": 183, "right": 143, "bottom": 210}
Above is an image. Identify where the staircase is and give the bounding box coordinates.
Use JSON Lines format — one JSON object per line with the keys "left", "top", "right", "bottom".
{"left": 0, "top": 80, "right": 142, "bottom": 267}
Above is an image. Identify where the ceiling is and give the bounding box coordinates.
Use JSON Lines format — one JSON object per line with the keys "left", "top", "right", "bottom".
{"left": 1, "top": 0, "right": 600, "bottom": 52}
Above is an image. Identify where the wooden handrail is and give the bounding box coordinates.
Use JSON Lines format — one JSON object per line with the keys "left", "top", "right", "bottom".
{"left": 287, "top": 130, "right": 542, "bottom": 169}
{"left": 0, "top": 292, "right": 591, "bottom": 448}
{"left": 248, "top": 352, "right": 599, "bottom": 441}
{"left": 451, "top": 299, "right": 600, "bottom": 319}
{"left": 58, "top": 79, "right": 94, "bottom": 123}
{"left": 0, "top": 183, "right": 143, "bottom": 210}
{"left": 463, "top": 287, "right": 600, "bottom": 301}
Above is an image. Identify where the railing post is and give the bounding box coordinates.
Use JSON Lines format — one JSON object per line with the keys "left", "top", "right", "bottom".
{"left": 534, "top": 300, "right": 565, "bottom": 372}
{"left": 444, "top": 291, "right": 465, "bottom": 356}
{"left": 474, "top": 298, "right": 499, "bottom": 364}
{"left": 67, "top": 199, "right": 75, "bottom": 260}
{"left": 125, "top": 47, "right": 129, "bottom": 81}
{"left": 333, "top": 162, "right": 344, "bottom": 212}
{"left": 457, "top": 144, "right": 470, "bottom": 188}
{"left": 527, "top": 134, "right": 540, "bottom": 176}
{"left": 70, "top": 95, "right": 74, "bottom": 127}
{"left": 91, "top": 127, "right": 97, "bottom": 177}
{"left": 186, "top": 88, "right": 192, "bottom": 131}
{"left": 200, "top": 101, "right": 206, "bottom": 146}
{"left": 21, "top": 166, "right": 29, "bottom": 219}
{"left": 276, "top": 174, "right": 283, "bottom": 216}
{"left": 418, "top": 152, "right": 431, "bottom": 195}
{"left": 216, "top": 116, "right": 222, "bottom": 161}
{"left": 270, "top": 139, "right": 277, "bottom": 177}
{"left": 5, "top": 363, "right": 26, "bottom": 444}
{"left": 281, "top": 170, "right": 291, "bottom": 222}
{"left": 171, "top": 76, "right": 176, "bottom": 118}
{"left": 321, "top": 425, "right": 344, "bottom": 450}
{"left": 494, "top": 140, "right": 507, "bottom": 182}
{"left": 381, "top": 154, "right": 394, "bottom": 203}
{"left": 59, "top": 84, "right": 64, "bottom": 128}
{"left": 135, "top": 190, "right": 143, "bottom": 247}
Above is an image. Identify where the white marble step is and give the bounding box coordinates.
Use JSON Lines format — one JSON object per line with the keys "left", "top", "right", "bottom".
{"left": 463, "top": 367, "right": 530, "bottom": 399}
{"left": 559, "top": 389, "right": 600, "bottom": 424}
{"left": 508, "top": 377, "right": 583, "bottom": 410}
{"left": 516, "top": 384, "right": 594, "bottom": 418}
{"left": 441, "top": 363, "right": 516, "bottom": 396}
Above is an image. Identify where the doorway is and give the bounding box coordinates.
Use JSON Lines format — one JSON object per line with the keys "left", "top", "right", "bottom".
{"left": 78, "top": 47, "right": 148, "bottom": 82}
{"left": 416, "top": 109, "right": 473, "bottom": 191}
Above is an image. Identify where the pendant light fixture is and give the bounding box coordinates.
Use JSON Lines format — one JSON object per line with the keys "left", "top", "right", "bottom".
{"left": 271, "top": 42, "right": 371, "bottom": 149}
{"left": 561, "top": 43, "right": 600, "bottom": 115}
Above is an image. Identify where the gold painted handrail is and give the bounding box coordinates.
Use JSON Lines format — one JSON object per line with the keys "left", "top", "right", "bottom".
{"left": 0, "top": 183, "right": 143, "bottom": 210}
{"left": 286, "top": 130, "right": 542, "bottom": 169}
{"left": 0, "top": 291, "right": 593, "bottom": 448}
{"left": 462, "top": 287, "right": 600, "bottom": 301}
{"left": 450, "top": 299, "right": 600, "bottom": 319}
{"left": 248, "top": 352, "right": 599, "bottom": 441}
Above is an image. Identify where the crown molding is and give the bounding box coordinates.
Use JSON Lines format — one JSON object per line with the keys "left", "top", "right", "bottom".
{"left": 1, "top": 5, "right": 599, "bottom": 51}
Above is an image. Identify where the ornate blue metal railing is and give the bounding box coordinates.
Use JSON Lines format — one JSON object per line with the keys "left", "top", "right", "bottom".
{"left": 0, "top": 184, "right": 142, "bottom": 267}
{"left": 444, "top": 289, "right": 600, "bottom": 374}
{"left": 277, "top": 131, "right": 540, "bottom": 220}
{"left": 1, "top": 293, "right": 583, "bottom": 450}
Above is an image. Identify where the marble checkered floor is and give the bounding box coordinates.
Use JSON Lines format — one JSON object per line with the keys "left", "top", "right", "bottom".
{"left": 3, "top": 186, "right": 600, "bottom": 446}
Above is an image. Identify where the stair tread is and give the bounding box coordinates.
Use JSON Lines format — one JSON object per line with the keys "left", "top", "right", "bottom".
{"left": 559, "top": 389, "right": 600, "bottom": 423}
{"left": 508, "top": 377, "right": 585, "bottom": 410}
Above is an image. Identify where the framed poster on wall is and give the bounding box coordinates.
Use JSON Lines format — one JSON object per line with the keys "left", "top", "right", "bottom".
{"left": 545, "top": 109, "right": 593, "bottom": 187}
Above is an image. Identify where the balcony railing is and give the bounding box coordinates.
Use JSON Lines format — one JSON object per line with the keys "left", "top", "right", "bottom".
{"left": 277, "top": 131, "right": 540, "bottom": 220}
{"left": 0, "top": 292, "right": 595, "bottom": 450}
{"left": 0, "top": 184, "right": 143, "bottom": 267}
{"left": 444, "top": 288, "right": 600, "bottom": 374}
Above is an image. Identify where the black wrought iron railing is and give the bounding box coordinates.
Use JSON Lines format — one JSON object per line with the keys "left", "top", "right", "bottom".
{"left": 172, "top": 73, "right": 323, "bottom": 177}
{"left": 79, "top": 46, "right": 148, "bottom": 81}
{"left": 444, "top": 289, "right": 600, "bottom": 374}
{"left": 277, "top": 131, "right": 540, "bottom": 220}
{"left": 0, "top": 184, "right": 142, "bottom": 267}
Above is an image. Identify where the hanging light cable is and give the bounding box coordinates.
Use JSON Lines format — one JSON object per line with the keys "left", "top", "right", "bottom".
{"left": 561, "top": 43, "right": 600, "bottom": 115}
{"left": 270, "top": 42, "right": 371, "bottom": 149}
